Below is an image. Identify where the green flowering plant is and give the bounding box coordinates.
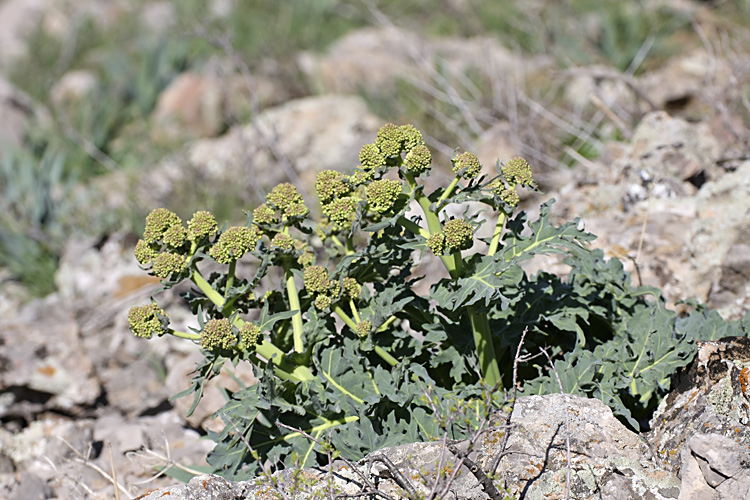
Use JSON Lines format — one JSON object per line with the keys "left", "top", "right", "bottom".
{"left": 127, "top": 123, "right": 750, "bottom": 480}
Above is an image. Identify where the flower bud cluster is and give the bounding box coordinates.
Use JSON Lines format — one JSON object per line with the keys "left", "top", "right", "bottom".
{"left": 201, "top": 318, "right": 236, "bottom": 351}
{"left": 303, "top": 265, "right": 360, "bottom": 311}
{"left": 267, "top": 183, "right": 309, "bottom": 219}
{"left": 366, "top": 179, "right": 402, "bottom": 214}
{"left": 137, "top": 208, "right": 218, "bottom": 279}
{"left": 210, "top": 225, "right": 262, "bottom": 264}
{"left": 128, "top": 303, "right": 169, "bottom": 339}
{"left": 488, "top": 156, "right": 534, "bottom": 208}
{"left": 427, "top": 219, "right": 474, "bottom": 255}
{"left": 451, "top": 152, "right": 481, "bottom": 179}
{"left": 239, "top": 322, "right": 261, "bottom": 349}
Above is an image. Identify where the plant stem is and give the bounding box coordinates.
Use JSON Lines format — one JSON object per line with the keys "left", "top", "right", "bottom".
{"left": 169, "top": 329, "right": 201, "bottom": 341}
{"left": 284, "top": 261, "right": 304, "bottom": 353}
{"left": 488, "top": 211, "right": 507, "bottom": 256}
{"left": 225, "top": 260, "right": 236, "bottom": 300}
{"left": 281, "top": 415, "right": 360, "bottom": 442}
{"left": 439, "top": 175, "right": 461, "bottom": 202}
{"left": 374, "top": 346, "right": 398, "bottom": 367}
{"left": 397, "top": 216, "right": 429, "bottom": 238}
{"left": 468, "top": 305, "right": 501, "bottom": 387}
{"left": 192, "top": 268, "right": 225, "bottom": 308}
{"left": 333, "top": 305, "right": 357, "bottom": 330}
{"left": 350, "top": 299, "right": 361, "bottom": 324}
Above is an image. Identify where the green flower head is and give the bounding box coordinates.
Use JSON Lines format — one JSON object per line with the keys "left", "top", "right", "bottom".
{"left": 499, "top": 186, "right": 520, "bottom": 207}
{"left": 304, "top": 265, "right": 330, "bottom": 293}
{"left": 399, "top": 124, "right": 423, "bottom": 152}
{"left": 314, "top": 294, "right": 333, "bottom": 311}
{"left": 271, "top": 232, "right": 294, "bottom": 250}
{"left": 239, "top": 322, "right": 261, "bottom": 349}
{"left": 502, "top": 157, "right": 533, "bottom": 186}
{"left": 267, "top": 183, "right": 309, "bottom": 218}
{"left": 443, "top": 218, "right": 474, "bottom": 252}
{"left": 343, "top": 277, "right": 361, "bottom": 299}
{"left": 316, "top": 170, "right": 351, "bottom": 205}
{"left": 322, "top": 195, "right": 361, "bottom": 232}
{"left": 252, "top": 204, "right": 277, "bottom": 226}
{"left": 128, "top": 303, "right": 169, "bottom": 339}
{"left": 426, "top": 232, "right": 446, "bottom": 256}
{"left": 152, "top": 252, "right": 187, "bottom": 279}
{"left": 359, "top": 143, "right": 386, "bottom": 170}
{"left": 350, "top": 168, "right": 374, "bottom": 186}
{"left": 210, "top": 225, "right": 262, "bottom": 264}
{"left": 375, "top": 123, "right": 403, "bottom": 158}
{"left": 366, "top": 179, "right": 402, "bottom": 214}
{"left": 201, "top": 318, "right": 236, "bottom": 351}
{"left": 134, "top": 239, "right": 158, "bottom": 266}
{"left": 452, "top": 152, "right": 482, "bottom": 179}
{"left": 404, "top": 144, "right": 432, "bottom": 175}
{"left": 162, "top": 224, "right": 187, "bottom": 248}
{"left": 143, "top": 208, "right": 182, "bottom": 244}
{"left": 187, "top": 211, "right": 218, "bottom": 241}
{"left": 355, "top": 320, "right": 372, "bottom": 339}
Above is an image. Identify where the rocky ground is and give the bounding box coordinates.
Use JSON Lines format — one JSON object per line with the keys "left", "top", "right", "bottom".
{"left": 1, "top": 1, "right": 750, "bottom": 498}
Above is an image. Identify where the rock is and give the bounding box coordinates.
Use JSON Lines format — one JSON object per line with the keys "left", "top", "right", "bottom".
{"left": 136, "top": 94, "right": 380, "bottom": 210}
{"left": 152, "top": 72, "right": 225, "bottom": 141}
{"left": 299, "top": 27, "right": 548, "bottom": 96}
{"left": 135, "top": 394, "right": 683, "bottom": 500}
{"left": 0, "top": 297, "right": 100, "bottom": 417}
{"left": 0, "top": 0, "right": 48, "bottom": 66}
{"left": 50, "top": 69, "right": 99, "bottom": 107}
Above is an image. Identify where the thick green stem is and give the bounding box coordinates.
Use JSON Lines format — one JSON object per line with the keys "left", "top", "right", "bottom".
{"left": 281, "top": 415, "right": 360, "bottom": 442}
{"left": 345, "top": 236, "right": 355, "bottom": 255}
{"left": 488, "top": 211, "right": 507, "bottom": 256}
{"left": 193, "top": 267, "right": 314, "bottom": 383}
{"left": 468, "top": 305, "right": 501, "bottom": 386}
{"left": 284, "top": 261, "right": 305, "bottom": 353}
{"left": 397, "top": 216, "right": 429, "bottom": 238}
{"left": 350, "top": 299, "right": 361, "bottom": 324}
{"left": 224, "top": 261, "right": 236, "bottom": 300}
{"left": 192, "top": 268, "right": 225, "bottom": 308}
{"left": 374, "top": 346, "right": 398, "bottom": 367}
{"left": 439, "top": 175, "right": 461, "bottom": 202}
{"left": 333, "top": 305, "right": 358, "bottom": 330}
{"left": 169, "top": 329, "right": 201, "bottom": 341}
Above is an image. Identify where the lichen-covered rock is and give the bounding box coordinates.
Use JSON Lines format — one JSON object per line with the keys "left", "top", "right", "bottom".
{"left": 647, "top": 337, "right": 750, "bottom": 499}
{"left": 136, "top": 394, "right": 683, "bottom": 500}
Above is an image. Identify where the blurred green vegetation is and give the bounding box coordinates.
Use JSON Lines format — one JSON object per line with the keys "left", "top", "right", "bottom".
{"left": 0, "top": 0, "right": 730, "bottom": 297}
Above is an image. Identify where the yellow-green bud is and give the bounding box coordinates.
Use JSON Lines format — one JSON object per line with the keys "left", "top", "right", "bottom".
{"left": 314, "top": 294, "right": 333, "bottom": 311}
{"left": 502, "top": 157, "right": 533, "bottom": 186}
{"left": 304, "top": 265, "right": 330, "bottom": 293}
{"left": 162, "top": 224, "right": 187, "bottom": 248}
{"left": 271, "top": 232, "right": 294, "bottom": 250}
{"left": 404, "top": 144, "right": 431, "bottom": 175}
{"left": 359, "top": 143, "right": 385, "bottom": 170}
{"left": 426, "top": 232, "right": 446, "bottom": 256}
{"left": 316, "top": 170, "right": 351, "bottom": 204}
{"left": 239, "top": 322, "right": 261, "bottom": 349}
{"left": 400, "top": 124, "right": 423, "bottom": 152}
{"left": 152, "top": 252, "right": 187, "bottom": 279}
{"left": 443, "top": 219, "right": 474, "bottom": 252}
{"left": 343, "top": 277, "right": 361, "bottom": 299}
{"left": 366, "top": 179, "right": 402, "bottom": 214}
{"left": 187, "top": 211, "right": 218, "bottom": 241}
{"left": 452, "top": 152, "right": 481, "bottom": 179}
{"left": 267, "top": 183, "right": 309, "bottom": 218}
{"left": 134, "top": 239, "right": 158, "bottom": 266}
{"left": 252, "top": 204, "right": 277, "bottom": 225}
{"left": 128, "top": 303, "right": 169, "bottom": 339}
{"left": 210, "top": 226, "right": 262, "bottom": 264}
{"left": 355, "top": 320, "right": 372, "bottom": 338}
{"left": 201, "top": 318, "right": 236, "bottom": 351}
{"left": 143, "top": 208, "right": 182, "bottom": 244}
